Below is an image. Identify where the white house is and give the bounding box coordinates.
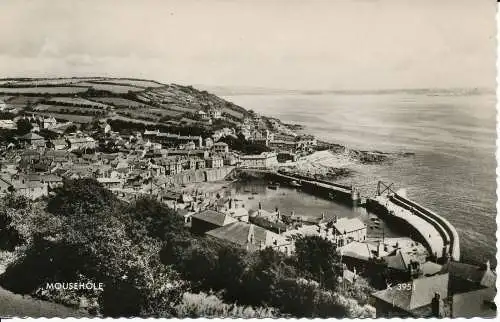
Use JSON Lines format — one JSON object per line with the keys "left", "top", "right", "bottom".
{"left": 331, "top": 217, "right": 367, "bottom": 247}
{"left": 0, "top": 120, "right": 16, "bottom": 130}
{"left": 240, "top": 152, "right": 278, "bottom": 169}
{"left": 213, "top": 142, "right": 229, "bottom": 153}
{"left": 43, "top": 117, "right": 57, "bottom": 129}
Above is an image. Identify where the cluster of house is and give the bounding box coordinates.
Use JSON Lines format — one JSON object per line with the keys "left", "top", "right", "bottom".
{"left": 196, "top": 107, "right": 222, "bottom": 121}
{"left": 370, "top": 259, "right": 496, "bottom": 318}
{"left": 15, "top": 131, "right": 97, "bottom": 152}
{"left": 238, "top": 115, "right": 318, "bottom": 153}
{"left": 0, "top": 115, "right": 306, "bottom": 202}
{"left": 184, "top": 194, "right": 495, "bottom": 319}
{"left": 184, "top": 198, "right": 372, "bottom": 259}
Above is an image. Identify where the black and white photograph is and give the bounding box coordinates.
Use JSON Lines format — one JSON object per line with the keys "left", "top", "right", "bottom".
{"left": 0, "top": 0, "right": 497, "bottom": 318}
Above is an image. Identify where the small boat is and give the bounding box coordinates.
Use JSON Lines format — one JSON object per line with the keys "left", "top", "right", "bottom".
{"left": 248, "top": 196, "right": 255, "bottom": 200}
{"left": 290, "top": 180, "right": 302, "bottom": 187}
{"left": 252, "top": 191, "right": 259, "bottom": 195}
{"left": 268, "top": 184, "right": 279, "bottom": 190}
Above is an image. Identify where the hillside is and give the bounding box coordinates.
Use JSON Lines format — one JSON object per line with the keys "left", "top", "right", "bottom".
{"left": 0, "top": 77, "right": 250, "bottom": 127}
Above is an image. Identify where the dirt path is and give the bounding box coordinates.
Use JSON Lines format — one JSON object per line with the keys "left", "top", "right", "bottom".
{"left": 0, "top": 287, "right": 89, "bottom": 318}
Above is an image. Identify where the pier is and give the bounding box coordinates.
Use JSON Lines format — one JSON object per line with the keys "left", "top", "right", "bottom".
{"left": 365, "top": 182, "right": 460, "bottom": 262}
{"left": 236, "top": 170, "right": 460, "bottom": 262}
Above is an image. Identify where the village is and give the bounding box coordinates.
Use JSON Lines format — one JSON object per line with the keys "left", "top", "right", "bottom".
{"left": 0, "top": 98, "right": 496, "bottom": 318}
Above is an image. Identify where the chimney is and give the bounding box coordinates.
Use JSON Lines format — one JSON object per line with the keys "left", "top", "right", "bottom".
{"left": 377, "top": 241, "right": 384, "bottom": 258}
{"left": 431, "top": 292, "right": 445, "bottom": 318}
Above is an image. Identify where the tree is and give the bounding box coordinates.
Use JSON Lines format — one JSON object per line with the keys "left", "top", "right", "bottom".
{"left": 63, "top": 124, "right": 77, "bottom": 134}
{"left": 39, "top": 128, "right": 58, "bottom": 140}
{"left": 294, "top": 236, "right": 340, "bottom": 289}
{"left": 0, "top": 195, "right": 62, "bottom": 250}
{"left": 1, "top": 179, "right": 186, "bottom": 316}
{"left": 124, "top": 197, "right": 186, "bottom": 242}
{"left": 47, "top": 178, "right": 119, "bottom": 218}
{"left": 16, "top": 118, "right": 33, "bottom": 135}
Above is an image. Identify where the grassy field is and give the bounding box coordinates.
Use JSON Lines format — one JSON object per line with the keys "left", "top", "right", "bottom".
{"left": 86, "top": 79, "right": 165, "bottom": 88}
{"left": 159, "top": 104, "right": 197, "bottom": 113}
{"left": 33, "top": 104, "right": 107, "bottom": 115}
{"left": 89, "top": 97, "right": 150, "bottom": 108}
{"left": 222, "top": 107, "right": 245, "bottom": 120}
{"left": 116, "top": 110, "right": 160, "bottom": 122}
{"left": 76, "top": 82, "right": 144, "bottom": 93}
{"left": 2, "top": 96, "right": 46, "bottom": 105}
{"left": 0, "top": 87, "right": 89, "bottom": 95}
{"left": 0, "top": 286, "right": 88, "bottom": 318}
{"left": 108, "top": 115, "right": 158, "bottom": 125}
{"left": 0, "top": 77, "right": 251, "bottom": 129}
{"left": 29, "top": 112, "right": 94, "bottom": 124}
{"left": 47, "top": 97, "right": 111, "bottom": 109}
{"left": 148, "top": 108, "right": 183, "bottom": 118}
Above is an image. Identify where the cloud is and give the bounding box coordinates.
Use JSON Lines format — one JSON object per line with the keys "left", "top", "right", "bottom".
{"left": 38, "top": 38, "right": 62, "bottom": 58}
{"left": 0, "top": 0, "right": 494, "bottom": 90}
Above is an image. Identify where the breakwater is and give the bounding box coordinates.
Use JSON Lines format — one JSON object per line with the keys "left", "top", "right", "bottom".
{"left": 236, "top": 168, "right": 460, "bottom": 262}
{"left": 366, "top": 193, "right": 460, "bottom": 262}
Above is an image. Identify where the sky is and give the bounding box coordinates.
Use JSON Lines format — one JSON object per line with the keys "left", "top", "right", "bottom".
{"left": 0, "top": 0, "right": 496, "bottom": 90}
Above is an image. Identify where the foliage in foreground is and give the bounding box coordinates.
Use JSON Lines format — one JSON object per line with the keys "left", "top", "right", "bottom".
{"left": 174, "top": 292, "right": 279, "bottom": 318}
{"left": 0, "top": 179, "right": 375, "bottom": 318}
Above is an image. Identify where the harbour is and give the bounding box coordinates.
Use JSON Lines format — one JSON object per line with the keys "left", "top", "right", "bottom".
{"left": 223, "top": 91, "right": 496, "bottom": 267}
{"left": 231, "top": 168, "right": 461, "bottom": 263}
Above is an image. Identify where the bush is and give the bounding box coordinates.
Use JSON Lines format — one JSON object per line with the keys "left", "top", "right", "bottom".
{"left": 0, "top": 195, "right": 62, "bottom": 250}
{"left": 16, "top": 118, "right": 33, "bottom": 135}
{"left": 294, "top": 235, "right": 340, "bottom": 288}
{"left": 47, "top": 178, "right": 119, "bottom": 218}
{"left": 0, "top": 179, "right": 376, "bottom": 318}
{"left": 0, "top": 179, "right": 186, "bottom": 317}
{"left": 174, "top": 292, "right": 279, "bottom": 318}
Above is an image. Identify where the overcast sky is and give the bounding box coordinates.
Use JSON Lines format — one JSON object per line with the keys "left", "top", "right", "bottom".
{"left": 0, "top": 0, "right": 495, "bottom": 90}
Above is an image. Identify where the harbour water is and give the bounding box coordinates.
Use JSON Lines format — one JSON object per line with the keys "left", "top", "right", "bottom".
{"left": 222, "top": 91, "right": 497, "bottom": 266}
{"left": 229, "top": 179, "right": 402, "bottom": 240}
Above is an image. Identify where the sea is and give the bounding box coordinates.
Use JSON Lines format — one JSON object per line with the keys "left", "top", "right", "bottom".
{"left": 221, "top": 91, "right": 497, "bottom": 267}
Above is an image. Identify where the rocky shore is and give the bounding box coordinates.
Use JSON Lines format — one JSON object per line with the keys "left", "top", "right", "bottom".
{"left": 316, "top": 140, "right": 414, "bottom": 165}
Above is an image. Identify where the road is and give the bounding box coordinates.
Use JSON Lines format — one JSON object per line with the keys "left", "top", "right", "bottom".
{"left": 0, "top": 286, "right": 88, "bottom": 318}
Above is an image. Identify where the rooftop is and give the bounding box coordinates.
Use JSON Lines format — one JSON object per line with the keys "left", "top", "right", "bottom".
{"left": 206, "top": 222, "right": 278, "bottom": 251}
{"left": 372, "top": 273, "right": 449, "bottom": 313}
{"left": 332, "top": 217, "right": 366, "bottom": 234}
{"left": 191, "top": 209, "right": 237, "bottom": 227}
